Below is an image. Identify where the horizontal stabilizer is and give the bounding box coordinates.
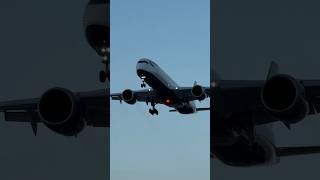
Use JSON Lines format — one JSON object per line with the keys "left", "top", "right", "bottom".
{"left": 169, "top": 107, "right": 210, "bottom": 112}
{"left": 276, "top": 146, "right": 320, "bottom": 157}
{"left": 4, "top": 111, "right": 40, "bottom": 122}
{"left": 196, "top": 107, "right": 210, "bottom": 111}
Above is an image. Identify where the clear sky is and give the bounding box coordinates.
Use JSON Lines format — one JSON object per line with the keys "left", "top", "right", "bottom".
{"left": 110, "top": 0, "right": 210, "bottom": 179}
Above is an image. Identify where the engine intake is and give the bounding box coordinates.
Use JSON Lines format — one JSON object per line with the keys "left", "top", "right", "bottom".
{"left": 191, "top": 85, "right": 207, "bottom": 101}
{"left": 121, "top": 89, "right": 136, "bottom": 104}
{"left": 261, "top": 74, "right": 309, "bottom": 124}
{"left": 38, "top": 88, "right": 85, "bottom": 136}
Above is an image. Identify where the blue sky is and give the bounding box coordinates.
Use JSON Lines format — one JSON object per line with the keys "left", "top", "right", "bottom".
{"left": 110, "top": 0, "right": 210, "bottom": 179}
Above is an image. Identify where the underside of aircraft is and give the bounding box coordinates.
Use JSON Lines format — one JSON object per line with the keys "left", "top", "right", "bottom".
{"left": 111, "top": 59, "right": 210, "bottom": 115}
{"left": 211, "top": 61, "right": 320, "bottom": 166}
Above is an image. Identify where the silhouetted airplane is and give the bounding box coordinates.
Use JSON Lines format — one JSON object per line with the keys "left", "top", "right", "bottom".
{"left": 211, "top": 61, "right": 320, "bottom": 166}
{"left": 0, "top": 0, "right": 109, "bottom": 136}
{"left": 111, "top": 58, "right": 210, "bottom": 115}
{"left": 84, "top": 0, "right": 109, "bottom": 83}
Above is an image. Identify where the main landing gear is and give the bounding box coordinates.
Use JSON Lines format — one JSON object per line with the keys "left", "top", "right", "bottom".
{"left": 148, "top": 102, "right": 158, "bottom": 115}
{"left": 99, "top": 70, "right": 108, "bottom": 83}
{"left": 99, "top": 56, "right": 109, "bottom": 83}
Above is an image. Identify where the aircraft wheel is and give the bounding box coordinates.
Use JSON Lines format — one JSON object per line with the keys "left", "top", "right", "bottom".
{"left": 99, "top": 70, "right": 106, "bottom": 83}
{"left": 149, "top": 109, "right": 154, "bottom": 115}
{"left": 154, "top": 109, "right": 158, "bottom": 115}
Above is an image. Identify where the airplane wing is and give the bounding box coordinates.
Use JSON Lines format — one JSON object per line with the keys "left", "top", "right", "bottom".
{"left": 111, "top": 87, "right": 210, "bottom": 104}
{"left": 173, "top": 86, "right": 210, "bottom": 102}
{"left": 111, "top": 89, "right": 160, "bottom": 103}
{"left": 301, "top": 80, "right": 320, "bottom": 113}
{"left": 276, "top": 146, "right": 320, "bottom": 157}
{"left": 0, "top": 89, "right": 109, "bottom": 135}
{"left": 213, "top": 79, "right": 320, "bottom": 125}
{"left": 212, "top": 80, "right": 265, "bottom": 114}
{"left": 209, "top": 145, "right": 320, "bottom": 159}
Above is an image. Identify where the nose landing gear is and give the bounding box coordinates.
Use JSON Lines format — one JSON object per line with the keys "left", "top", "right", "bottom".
{"left": 140, "top": 74, "right": 147, "bottom": 88}
{"left": 148, "top": 102, "right": 158, "bottom": 115}
{"left": 141, "top": 81, "right": 146, "bottom": 88}
{"left": 99, "top": 55, "right": 109, "bottom": 83}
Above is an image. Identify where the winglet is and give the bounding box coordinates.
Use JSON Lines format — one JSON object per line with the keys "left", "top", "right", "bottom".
{"left": 267, "top": 61, "right": 279, "bottom": 79}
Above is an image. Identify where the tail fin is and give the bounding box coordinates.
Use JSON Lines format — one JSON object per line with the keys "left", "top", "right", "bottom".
{"left": 267, "top": 60, "right": 279, "bottom": 79}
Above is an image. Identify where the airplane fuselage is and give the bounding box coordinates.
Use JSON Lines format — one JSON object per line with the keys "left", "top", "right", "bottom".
{"left": 136, "top": 59, "right": 196, "bottom": 114}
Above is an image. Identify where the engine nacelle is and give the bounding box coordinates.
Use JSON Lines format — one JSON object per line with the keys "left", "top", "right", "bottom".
{"left": 212, "top": 135, "right": 279, "bottom": 167}
{"left": 38, "top": 87, "right": 85, "bottom": 136}
{"left": 83, "top": 0, "right": 109, "bottom": 57}
{"left": 261, "top": 74, "right": 309, "bottom": 124}
{"left": 121, "top": 89, "right": 137, "bottom": 105}
{"left": 191, "top": 84, "right": 207, "bottom": 101}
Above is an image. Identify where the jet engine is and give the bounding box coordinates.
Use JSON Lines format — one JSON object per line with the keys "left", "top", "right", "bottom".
{"left": 212, "top": 135, "right": 279, "bottom": 167}
{"left": 38, "top": 88, "right": 85, "bottom": 136}
{"left": 121, "top": 89, "right": 137, "bottom": 105}
{"left": 261, "top": 74, "right": 309, "bottom": 124}
{"left": 83, "top": 0, "right": 109, "bottom": 57}
{"left": 191, "top": 84, "right": 207, "bottom": 101}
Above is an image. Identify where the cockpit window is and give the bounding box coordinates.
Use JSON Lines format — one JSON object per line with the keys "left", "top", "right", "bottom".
{"left": 149, "top": 61, "right": 155, "bottom": 67}
{"left": 138, "top": 60, "right": 149, "bottom": 64}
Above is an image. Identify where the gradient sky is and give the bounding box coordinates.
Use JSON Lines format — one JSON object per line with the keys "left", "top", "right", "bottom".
{"left": 111, "top": 0, "right": 210, "bottom": 179}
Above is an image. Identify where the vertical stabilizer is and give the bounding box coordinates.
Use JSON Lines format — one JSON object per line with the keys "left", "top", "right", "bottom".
{"left": 266, "top": 61, "right": 279, "bottom": 79}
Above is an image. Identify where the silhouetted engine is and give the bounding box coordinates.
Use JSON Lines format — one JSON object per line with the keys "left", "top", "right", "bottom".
{"left": 38, "top": 88, "right": 85, "bottom": 136}
{"left": 83, "top": 0, "right": 109, "bottom": 57}
{"left": 191, "top": 85, "right": 207, "bottom": 101}
{"left": 261, "top": 74, "right": 309, "bottom": 124}
{"left": 121, "top": 89, "right": 137, "bottom": 104}
{"left": 212, "top": 135, "right": 279, "bottom": 166}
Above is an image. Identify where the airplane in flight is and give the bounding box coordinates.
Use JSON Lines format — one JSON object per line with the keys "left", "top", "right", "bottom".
{"left": 211, "top": 61, "right": 320, "bottom": 166}
{"left": 111, "top": 58, "right": 210, "bottom": 115}
{"left": 0, "top": 0, "right": 109, "bottom": 136}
